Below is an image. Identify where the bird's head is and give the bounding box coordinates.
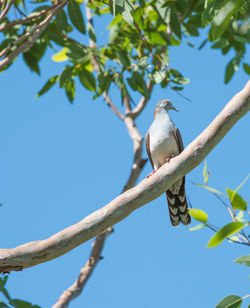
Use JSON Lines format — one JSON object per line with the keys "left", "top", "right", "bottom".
{"left": 156, "top": 99, "right": 179, "bottom": 112}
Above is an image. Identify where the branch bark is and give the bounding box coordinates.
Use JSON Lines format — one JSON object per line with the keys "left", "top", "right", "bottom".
{"left": 52, "top": 3, "right": 148, "bottom": 306}
{"left": 51, "top": 227, "right": 113, "bottom": 308}
{"left": 0, "top": 0, "right": 68, "bottom": 71}
{"left": 0, "top": 0, "right": 15, "bottom": 24}
{"left": 0, "top": 80, "right": 249, "bottom": 273}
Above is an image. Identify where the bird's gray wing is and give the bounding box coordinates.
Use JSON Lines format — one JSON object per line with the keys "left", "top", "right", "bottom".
{"left": 145, "top": 131, "right": 154, "bottom": 169}
{"left": 172, "top": 128, "right": 184, "bottom": 153}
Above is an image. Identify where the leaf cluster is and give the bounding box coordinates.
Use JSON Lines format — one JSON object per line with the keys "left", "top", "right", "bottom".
{"left": 1, "top": 0, "right": 249, "bottom": 103}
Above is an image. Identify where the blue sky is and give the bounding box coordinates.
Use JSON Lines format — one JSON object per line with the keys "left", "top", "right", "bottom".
{"left": 0, "top": 9, "right": 250, "bottom": 308}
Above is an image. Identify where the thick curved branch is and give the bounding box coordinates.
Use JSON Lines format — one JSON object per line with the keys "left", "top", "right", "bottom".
{"left": 0, "top": 80, "right": 249, "bottom": 273}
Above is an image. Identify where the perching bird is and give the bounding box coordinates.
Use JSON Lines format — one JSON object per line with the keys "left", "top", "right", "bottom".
{"left": 145, "top": 99, "right": 191, "bottom": 227}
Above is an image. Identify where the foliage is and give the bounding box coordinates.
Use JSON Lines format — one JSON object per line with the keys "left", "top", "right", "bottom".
{"left": 0, "top": 277, "right": 40, "bottom": 308}
{"left": 0, "top": 1, "right": 250, "bottom": 307}
{"left": 190, "top": 164, "right": 249, "bottom": 247}
{"left": 189, "top": 161, "right": 250, "bottom": 308}
{"left": 0, "top": 0, "right": 250, "bottom": 104}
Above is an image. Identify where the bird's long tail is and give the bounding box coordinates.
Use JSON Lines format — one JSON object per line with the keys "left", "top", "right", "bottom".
{"left": 165, "top": 178, "right": 191, "bottom": 227}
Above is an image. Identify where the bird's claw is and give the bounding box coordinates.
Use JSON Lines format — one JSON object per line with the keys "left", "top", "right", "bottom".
{"left": 146, "top": 170, "right": 156, "bottom": 179}
{"left": 166, "top": 154, "right": 175, "bottom": 163}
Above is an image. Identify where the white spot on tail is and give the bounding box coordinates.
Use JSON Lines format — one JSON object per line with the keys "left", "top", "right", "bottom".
{"left": 169, "top": 206, "right": 178, "bottom": 215}
{"left": 179, "top": 195, "right": 186, "bottom": 203}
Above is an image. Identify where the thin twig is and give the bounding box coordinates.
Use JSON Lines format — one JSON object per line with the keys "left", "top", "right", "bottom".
{"left": 85, "top": 1, "right": 124, "bottom": 121}
{"left": 206, "top": 223, "right": 249, "bottom": 246}
{"left": 14, "top": 4, "right": 27, "bottom": 18}
{"left": 0, "top": 0, "right": 68, "bottom": 70}
{"left": 207, "top": 188, "right": 249, "bottom": 244}
{"left": 131, "top": 80, "right": 154, "bottom": 118}
{"left": 0, "top": 3, "right": 60, "bottom": 31}
{"left": 0, "top": 0, "right": 15, "bottom": 24}
{"left": 52, "top": 3, "right": 148, "bottom": 306}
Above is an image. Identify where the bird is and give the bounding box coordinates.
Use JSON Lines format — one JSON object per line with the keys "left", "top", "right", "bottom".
{"left": 145, "top": 99, "right": 191, "bottom": 227}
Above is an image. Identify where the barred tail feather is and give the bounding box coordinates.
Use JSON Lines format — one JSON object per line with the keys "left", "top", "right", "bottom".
{"left": 166, "top": 178, "right": 191, "bottom": 226}
{"left": 166, "top": 190, "right": 180, "bottom": 227}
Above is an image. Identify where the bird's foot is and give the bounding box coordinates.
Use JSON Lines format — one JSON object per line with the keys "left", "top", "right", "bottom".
{"left": 146, "top": 170, "right": 156, "bottom": 179}
{"left": 166, "top": 154, "right": 175, "bottom": 163}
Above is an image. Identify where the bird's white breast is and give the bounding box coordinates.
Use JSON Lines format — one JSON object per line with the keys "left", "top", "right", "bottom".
{"left": 149, "top": 113, "right": 179, "bottom": 169}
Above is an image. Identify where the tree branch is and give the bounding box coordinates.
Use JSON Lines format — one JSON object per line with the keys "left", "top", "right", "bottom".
{"left": 85, "top": 2, "right": 124, "bottom": 121}
{"left": 131, "top": 80, "right": 154, "bottom": 118}
{"left": 51, "top": 227, "right": 113, "bottom": 308}
{"left": 52, "top": 4, "right": 146, "bottom": 306}
{"left": 0, "top": 3, "right": 61, "bottom": 32}
{"left": 0, "top": 0, "right": 68, "bottom": 71}
{"left": 0, "top": 0, "right": 15, "bottom": 24}
{"left": 0, "top": 80, "right": 249, "bottom": 273}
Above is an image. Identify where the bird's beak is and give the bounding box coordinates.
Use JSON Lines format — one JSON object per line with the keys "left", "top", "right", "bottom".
{"left": 172, "top": 106, "right": 179, "bottom": 112}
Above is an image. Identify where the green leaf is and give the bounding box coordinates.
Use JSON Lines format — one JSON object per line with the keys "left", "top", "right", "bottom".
{"left": 116, "top": 50, "right": 130, "bottom": 68}
{"left": 209, "top": 0, "right": 242, "bottom": 41}
{"left": 65, "top": 79, "right": 75, "bottom": 103}
{"left": 36, "top": 75, "right": 59, "bottom": 97}
{"left": 243, "top": 63, "right": 250, "bottom": 75}
{"left": 23, "top": 52, "right": 40, "bottom": 75}
{"left": 56, "top": 9, "right": 68, "bottom": 33}
{"left": 211, "top": 38, "right": 229, "bottom": 49}
{"left": 52, "top": 48, "right": 69, "bottom": 62}
{"left": 171, "top": 77, "right": 190, "bottom": 85}
{"left": 234, "top": 255, "right": 250, "bottom": 267}
{"left": 66, "top": 43, "right": 87, "bottom": 61}
{"left": 171, "top": 86, "right": 183, "bottom": 91}
{"left": 235, "top": 173, "right": 250, "bottom": 194}
{"left": 149, "top": 32, "right": 167, "bottom": 45}
{"left": 189, "top": 208, "right": 208, "bottom": 223}
{"left": 122, "top": 0, "right": 134, "bottom": 26}
{"left": 0, "top": 276, "right": 8, "bottom": 287}
{"left": 59, "top": 65, "right": 74, "bottom": 88}
{"left": 150, "top": 71, "right": 167, "bottom": 84}
{"left": 108, "top": 14, "right": 123, "bottom": 29}
{"left": 215, "top": 295, "right": 242, "bottom": 308}
{"left": 0, "top": 302, "right": 9, "bottom": 308}
{"left": 97, "top": 72, "right": 111, "bottom": 96}
{"left": 11, "top": 299, "right": 40, "bottom": 308}
{"left": 189, "top": 224, "right": 206, "bottom": 231}
{"left": 169, "top": 68, "right": 183, "bottom": 78}
{"left": 129, "top": 72, "right": 149, "bottom": 98}
{"left": 207, "top": 222, "right": 245, "bottom": 248}
{"left": 137, "top": 56, "right": 149, "bottom": 69}
{"left": 170, "top": 7, "right": 182, "bottom": 39}
{"left": 226, "top": 189, "right": 247, "bottom": 211}
{"left": 79, "top": 70, "right": 96, "bottom": 92}
{"left": 203, "top": 160, "right": 209, "bottom": 183}
{"left": 192, "top": 182, "right": 225, "bottom": 196}
{"left": 109, "top": 24, "right": 119, "bottom": 43}
{"left": 87, "top": 22, "right": 96, "bottom": 43}
{"left": 127, "top": 75, "right": 137, "bottom": 91}
{"left": 225, "top": 59, "right": 235, "bottom": 84}
{"left": 68, "top": 0, "right": 85, "bottom": 34}
{"left": 235, "top": 210, "right": 244, "bottom": 222}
